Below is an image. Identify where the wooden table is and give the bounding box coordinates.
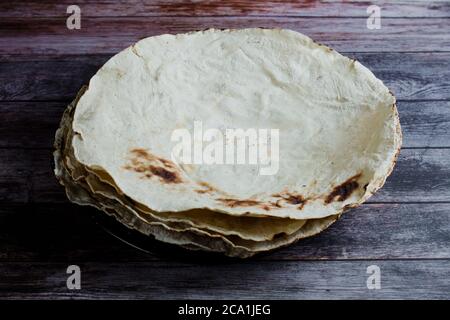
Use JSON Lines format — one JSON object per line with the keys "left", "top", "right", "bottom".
{"left": 1, "top": 1, "right": 449, "bottom": 299}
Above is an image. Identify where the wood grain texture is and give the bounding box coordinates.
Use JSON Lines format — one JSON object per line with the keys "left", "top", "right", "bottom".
{"left": 367, "top": 148, "right": 450, "bottom": 203}
{"left": 1, "top": 100, "right": 449, "bottom": 149}
{"left": 0, "top": 102, "right": 63, "bottom": 149}
{"left": 1, "top": 259, "right": 449, "bottom": 299}
{"left": 0, "top": 148, "right": 449, "bottom": 204}
{"left": 1, "top": 0, "right": 449, "bottom": 18}
{"left": 1, "top": 17, "right": 449, "bottom": 55}
{"left": 1, "top": 53, "right": 449, "bottom": 101}
{"left": 0, "top": 1, "right": 448, "bottom": 300}
{"left": 0, "top": 55, "right": 108, "bottom": 101}
{"left": 400, "top": 100, "right": 450, "bottom": 148}
{"left": 0, "top": 203, "right": 449, "bottom": 262}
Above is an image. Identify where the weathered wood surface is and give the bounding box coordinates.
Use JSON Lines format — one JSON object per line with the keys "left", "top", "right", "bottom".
{"left": 1, "top": 17, "right": 450, "bottom": 55}
{"left": 1, "top": 0, "right": 449, "bottom": 18}
{"left": 1, "top": 53, "right": 449, "bottom": 101}
{"left": 1, "top": 203, "right": 449, "bottom": 262}
{"left": 1, "top": 0, "right": 449, "bottom": 300}
{"left": 1, "top": 148, "right": 450, "bottom": 203}
{"left": 1, "top": 260, "right": 449, "bottom": 299}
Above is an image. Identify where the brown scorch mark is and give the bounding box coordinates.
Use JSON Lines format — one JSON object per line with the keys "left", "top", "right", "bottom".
{"left": 195, "top": 181, "right": 218, "bottom": 194}
{"left": 130, "top": 148, "right": 149, "bottom": 159}
{"left": 216, "top": 197, "right": 286, "bottom": 211}
{"left": 324, "top": 173, "right": 362, "bottom": 204}
{"left": 144, "top": 166, "right": 180, "bottom": 183}
{"left": 130, "top": 148, "right": 177, "bottom": 169}
{"left": 271, "top": 200, "right": 283, "bottom": 208}
{"left": 217, "top": 198, "right": 261, "bottom": 208}
{"left": 272, "top": 192, "right": 307, "bottom": 210}
{"left": 123, "top": 148, "right": 182, "bottom": 184}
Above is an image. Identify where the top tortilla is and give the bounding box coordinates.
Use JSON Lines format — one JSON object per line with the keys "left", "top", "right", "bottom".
{"left": 71, "top": 28, "right": 401, "bottom": 219}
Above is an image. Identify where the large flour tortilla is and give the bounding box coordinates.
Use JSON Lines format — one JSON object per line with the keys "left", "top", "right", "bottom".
{"left": 71, "top": 28, "right": 401, "bottom": 220}
{"left": 55, "top": 28, "right": 401, "bottom": 257}
{"left": 54, "top": 90, "right": 339, "bottom": 257}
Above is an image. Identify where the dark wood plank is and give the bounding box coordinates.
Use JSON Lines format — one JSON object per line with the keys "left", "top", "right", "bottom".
{"left": 0, "top": 149, "right": 31, "bottom": 203}
{"left": 0, "top": 55, "right": 109, "bottom": 101}
{"left": 0, "top": 101, "right": 64, "bottom": 149}
{"left": 0, "top": 204, "right": 148, "bottom": 263}
{"left": 372, "top": 148, "right": 450, "bottom": 203}
{"left": 1, "top": 259, "right": 449, "bottom": 299}
{"left": 0, "top": 203, "right": 449, "bottom": 262}
{"left": 1, "top": 17, "right": 449, "bottom": 55}
{"left": 1, "top": 100, "right": 449, "bottom": 149}
{"left": 1, "top": 0, "right": 449, "bottom": 18}
{"left": 1, "top": 53, "right": 449, "bottom": 101}
{"left": 269, "top": 202, "right": 450, "bottom": 260}
{"left": 0, "top": 148, "right": 449, "bottom": 203}
{"left": 0, "top": 148, "right": 52, "bottom": 203}
{"left": 400, "top": 100, "right": 450, "bottom": 148}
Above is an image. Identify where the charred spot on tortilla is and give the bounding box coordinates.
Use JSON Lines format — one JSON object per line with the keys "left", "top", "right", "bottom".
{"left": 270, "top": 200, "right": 283, "bottom": 208}
{"left": 195, "top": 181, "right": 218, "bottom": 194}
{"left": 272, "top": 193, "right": 307, "bottom": 210}
{"left": 217, "top": 198, "right": 262, "bottom": 208}
{"left": 130, "top": 148, "right": 150, "bottom": 159}
{"left": 217, "top": 198, "right": 284, "bottom": 211}
{"left": 324, "top": 173, "right": 362, "bottom": 204}
{"left": 195, "top": 189, "right": 211, "bottom": 194}
{"left": 124, "top": 148, "right": 182, "bottom": 183}
{"left": 130, "top": 148, "right": 177, "bottom": 169}
{"left": 124, "top": 164, "right": 182, "bottom": 184}
{"left": 147, "top": 165, "right": 181, "bottom": 183}
{"left": 156, "top": 157, "right": 177, "bottom": 169}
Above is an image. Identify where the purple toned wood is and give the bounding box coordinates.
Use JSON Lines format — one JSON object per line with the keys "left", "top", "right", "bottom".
{"left": 0, "top": 17, "right": 449, "bottom": 55}
{"left": 1, "top": 259, "right": 449, "bottom": 299}
{"left": 1, "top": 1, "right": 449, "bottom": 18}
{"left": 0, "top": 55, "right": 110, "bottom": 100}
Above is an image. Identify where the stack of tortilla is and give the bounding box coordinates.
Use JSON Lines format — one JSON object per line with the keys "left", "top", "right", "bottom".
{"left": 54, "top": 29, "right": 401, "bottom": 257}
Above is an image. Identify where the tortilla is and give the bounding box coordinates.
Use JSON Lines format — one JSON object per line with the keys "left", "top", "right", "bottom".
{"left": 71, "top": 28, "right": 401, "bottom": 220}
